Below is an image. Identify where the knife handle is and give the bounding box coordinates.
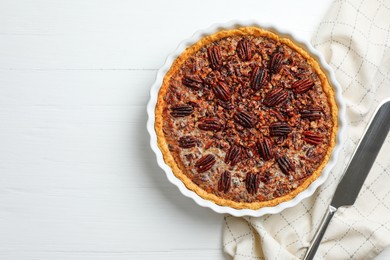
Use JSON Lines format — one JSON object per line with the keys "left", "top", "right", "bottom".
{"left": 303, "top": 205, "right": 337, "bottom": 260}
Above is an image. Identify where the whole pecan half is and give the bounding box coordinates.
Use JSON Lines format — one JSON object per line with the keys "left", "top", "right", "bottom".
{"left": 195, "top": 154, "right": 216, "bottom": 173}
{"left": 269, "top": 122, "right": 292, "bottom": 136}
{"left": 276, "top": 156, "right": 295, "bottom": 175}
{"left": 207, "top": 46, "right": 222, "bottom": 70}
{"left": 256, "top": 137, "right": 273, "bottom": 161}
{"left": 236, "top": 38, "right": 253, "bottom": 61}
{"left": 182, "top": 75, "right": 203, "bottom": 90}
{"left": 303, "top": 131, "right": 323, "bottom": 145}
{"left": 218, "top": 171, "right": 231, "bottom": 193}
{"left": 212, "top": 81, "right": 231, "bottom": 101}
{"left": 263, "top": 87, "right": 289, "bottom": 107}
{"left": 250, "top": 67, "right": 268, "bottom": 90}
{"left": 246, "top": 172, "right": 260, "bottom": 195}
{"left": 300, "top": 107, "right": 323, "bottom": 121}
{"left": 170, "top": 104, "right": 194, "bottom": 117}
{"left": 178, "top": 136, "right": 197, "bottom": 148}
{"left": 292, "top": 78, "right": 314, "bottom": 94}
{"left": 225, "top": 145, "right": 241, "bottom": 166}
{"left": 234, "top": 111, "right": 255, "bottom": 128}
{"left": 198, "top": 117, "right": 222, "bottom": 131}
{"left": 269, "top": 52, "right": 284, "bottom": 74}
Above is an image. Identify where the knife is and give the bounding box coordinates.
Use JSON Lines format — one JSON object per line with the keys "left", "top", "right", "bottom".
{"left": 303, "top": 98, "right": 390, "bottom": 260}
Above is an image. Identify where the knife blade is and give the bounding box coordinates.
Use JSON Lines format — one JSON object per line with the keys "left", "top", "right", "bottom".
{"left": 331, "top": 99, "right": 390, "bottom": 208}
{"left": 304, "top": 98, "right": 390, "bottom": 260}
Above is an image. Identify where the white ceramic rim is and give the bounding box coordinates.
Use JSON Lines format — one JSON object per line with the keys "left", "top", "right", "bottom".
{"left": 146, "top": 20, "right": 346, "bottom": 217}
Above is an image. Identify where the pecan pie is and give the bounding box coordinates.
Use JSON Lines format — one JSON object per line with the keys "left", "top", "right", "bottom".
{"left": 155, "top": 27, "right": 337, "bottom": 210}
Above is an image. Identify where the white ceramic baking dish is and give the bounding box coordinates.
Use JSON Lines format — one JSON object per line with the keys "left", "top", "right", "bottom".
{"left": 146, "top": 20, "right": 346, "bottom": 217}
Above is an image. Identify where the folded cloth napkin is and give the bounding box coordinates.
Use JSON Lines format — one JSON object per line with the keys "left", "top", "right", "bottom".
{"left": 223, "top": 0, "right": 390, "bottom": 259}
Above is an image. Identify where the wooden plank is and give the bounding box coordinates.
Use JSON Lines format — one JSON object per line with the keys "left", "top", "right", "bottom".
{"left": 0, "top": 0, "right": 332, "bottom": 70}
{"left": 0, "top": 250, "right": 227, "bottom": 260}
{"left": 0, "top": 70, "right": 224, "bottom": 257}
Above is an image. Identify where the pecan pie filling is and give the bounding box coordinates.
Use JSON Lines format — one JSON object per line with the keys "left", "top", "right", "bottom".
{"left": 156, "top": 27, "right": 337, "bottom": 209}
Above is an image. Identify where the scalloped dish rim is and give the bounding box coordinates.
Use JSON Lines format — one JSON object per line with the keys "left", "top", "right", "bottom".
{"left": 146, "top": 20, "right": 346, "bottom": 217}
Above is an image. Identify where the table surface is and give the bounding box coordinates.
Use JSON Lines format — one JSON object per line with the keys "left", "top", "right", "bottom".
{"left": 0, "top": 1, "right": 333, "bottom": 259}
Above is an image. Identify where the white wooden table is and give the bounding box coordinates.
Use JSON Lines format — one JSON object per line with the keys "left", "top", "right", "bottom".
{"left": 0, "top": 1, "right": 332, "bottom": 259}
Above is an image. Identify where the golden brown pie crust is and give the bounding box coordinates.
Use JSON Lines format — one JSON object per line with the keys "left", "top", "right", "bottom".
{"left": 155, "top": 26, "right": 337, "bottom": 210}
